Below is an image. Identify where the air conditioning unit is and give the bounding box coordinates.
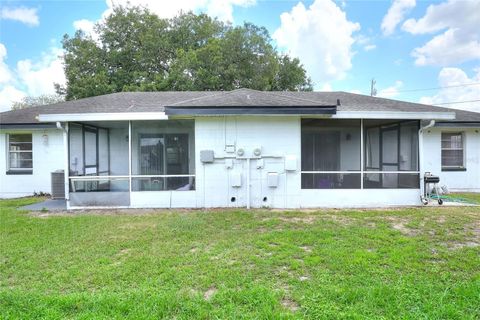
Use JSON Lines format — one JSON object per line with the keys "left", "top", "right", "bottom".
{"left": 51, "top": 170, "right": 65, "bottom": 199}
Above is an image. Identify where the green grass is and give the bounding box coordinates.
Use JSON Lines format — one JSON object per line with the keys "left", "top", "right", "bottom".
{"left": 1, "top": 198, "right": 479, "bottom": 319}
{"left": 449, "top": 193, "right": 480, "bottom": 204}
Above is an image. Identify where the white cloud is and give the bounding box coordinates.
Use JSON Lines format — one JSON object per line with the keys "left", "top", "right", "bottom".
{"left": 0, "top": 43, "right": 13, "bottom": 84}
{"left": 420, "top": 67, "right": 480, "bottom": 113}
{"left": 0, "top": 6, "right": 39, "bottom": 27}
{"left": 321, "top": 83, "right": 333, "bottom": 91}
{"left": 402, "top": 0, "right": 480, "bottom": 66}
{"left": 16, "top": 47, "right": 66, "bottom": 97}
{"left": 411, "top": 29, "right": 480, "bottom": 66}
{"left": 381, "top": 0, "right": 415, "bottom": 36}
{"left": 73, "top": 19, "right": 98, "bottom": 40}
{"left": 377, "top": 80, "right": 403, "bottom": 98}
{"left": 0, "top": 86, "right": 26, "bottom": 111}
{"left": 0, "top": 44, "right": 65, "bottom": 112}
{"left": 102, "top": 0, "right": 255, "bottom": 22}
{"left": 273, "top": 0, "right": 360, "bottom": 89}
{"left": 355, "top": 34, "right": 376, "bottom": 52}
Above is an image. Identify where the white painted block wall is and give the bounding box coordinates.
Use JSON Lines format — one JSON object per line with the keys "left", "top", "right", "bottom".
{"left": 0, "top": 129, "right": 65, "bottom": 198}
{"left": 423, "top": 127, "right": 480, "bottom": 192}
{"left": 194, "top": 116, "right": 302, "bottom": 208}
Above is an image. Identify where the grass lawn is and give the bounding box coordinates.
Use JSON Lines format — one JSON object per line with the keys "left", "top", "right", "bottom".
{"left": 1, "top": 198, "right": 479, "bottom": 319}
{"left": 449, "top": 193, "right": 480, "bottom": 204}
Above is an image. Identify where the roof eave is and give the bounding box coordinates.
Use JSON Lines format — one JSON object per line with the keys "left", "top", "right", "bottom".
{"left": 333, "top": 111, "right": 456, "bottom": 120}
{"left": 0, "top": 123, "right": 57, "bottom": 130}
{"left": 434, "top": 121, "right": 480, "bottom": 128}
{"left": 164, "top": 106, "right": 337, "bottom": 116}
{"left": 38, "top": 112, "right": 169, "bottom": 122}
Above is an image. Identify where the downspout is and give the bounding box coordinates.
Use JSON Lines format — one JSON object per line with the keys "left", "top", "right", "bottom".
{"left": 419, "top": 120, "right": 435, "bottom": 200}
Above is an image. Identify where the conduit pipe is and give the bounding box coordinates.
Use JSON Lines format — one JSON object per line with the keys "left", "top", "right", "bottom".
{"left": 204, "top": 154, "right": 284, "bottom": 209}
{"left": 246, "top": 158, "right": 251, "bottom": 209}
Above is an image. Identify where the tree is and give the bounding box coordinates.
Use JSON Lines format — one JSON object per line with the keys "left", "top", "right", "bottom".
{"left": 57, "top": 6, "right": 312, "bottom": 100}
{"left": 12, "top": 94, "right": 65, "bottom": 110}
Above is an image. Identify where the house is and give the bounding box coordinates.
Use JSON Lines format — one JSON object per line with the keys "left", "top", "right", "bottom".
{"left": 1, "top": 89, "right": 479, "bottom": 209}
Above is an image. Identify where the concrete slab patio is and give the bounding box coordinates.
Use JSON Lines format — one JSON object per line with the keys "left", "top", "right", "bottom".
{"left": 19, "top": 199, "right": 67, "bottom": 211}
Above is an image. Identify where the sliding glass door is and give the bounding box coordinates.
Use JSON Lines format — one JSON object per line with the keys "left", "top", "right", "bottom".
{"left": 132, "top": 120, "right": 195, "bottom": 192}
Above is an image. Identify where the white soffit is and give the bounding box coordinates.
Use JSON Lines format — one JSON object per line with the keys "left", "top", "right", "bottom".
{"left": 38, "top": 112, "right": 169, "bottom": 122}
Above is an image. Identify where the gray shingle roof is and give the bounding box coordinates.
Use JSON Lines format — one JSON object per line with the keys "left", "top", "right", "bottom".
{"left": 0, "top": 88, "right": 478, "bottom": 125}
{"left": 167, "top": 88, "right": 329, "bottom": 107}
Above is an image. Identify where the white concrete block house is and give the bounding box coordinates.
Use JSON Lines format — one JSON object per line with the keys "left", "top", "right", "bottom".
{"left": 1, "top": 89, "right": 479, "bottom": 209}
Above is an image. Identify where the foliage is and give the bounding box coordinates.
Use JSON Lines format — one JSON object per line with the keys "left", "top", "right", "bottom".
{"left": 58, "top": 6, "right": 312, "bottom": 100}
{"left": 11, "top": 94, "right": 64, "bottom": 110}
{"left": 1, "top": 197, "right": 479, "bottom": 318}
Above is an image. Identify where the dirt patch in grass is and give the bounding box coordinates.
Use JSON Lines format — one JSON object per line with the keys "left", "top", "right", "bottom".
{"left": 203, "top": 286, "right": 217, "bottom": 300}
{"left": 118, "top": 222, "right": 158, "bottom": 230}
{"left": 263, "top": 212, "right": 356, "bottom": 226}
{"left": 281, "top": 297, "right": 299, "bottom": 312}
{"left": 278, "top": 216, "right": 318, "bottom": 224}
{"left": 117, "top": 248, "right": 131, "bottom": 255}
{"left": 299, "top": 246, "right": 312, "bottom": 253}
{"left": 385, "top": 216, "right": 419, "bottom": 236}
{"left": 448, "top": 241, "right": 479, "bottom": 250}
{"left": 445, "top": 221, "right": 480, "bottom": 250}
{"left": 321, "top": 214, "right": 355, "bottom": 225}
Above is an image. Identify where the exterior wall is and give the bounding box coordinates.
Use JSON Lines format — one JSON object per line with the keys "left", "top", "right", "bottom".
{"left": 0, "top": 129, "right": 65, "bottom": 198}
{"left": 194, "top": 116, "right": 302, "bottom": 209}
{"left": 423, "top": 127, "right": 480, "bottom": 192}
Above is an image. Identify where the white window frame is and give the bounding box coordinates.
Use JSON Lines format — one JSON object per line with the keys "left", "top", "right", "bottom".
{"left": 7, "top": 133, "right": 33, "bottom": 173}
{"left": 441, "top": 131, "right": 465, "bottom": 171}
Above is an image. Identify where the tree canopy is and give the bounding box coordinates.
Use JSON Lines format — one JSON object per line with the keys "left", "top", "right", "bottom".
{"left": 58, "top": 6, "right": 312, "bottom": 100}
{"left": 12, "top": 94, "right": 64, "bottom": 110}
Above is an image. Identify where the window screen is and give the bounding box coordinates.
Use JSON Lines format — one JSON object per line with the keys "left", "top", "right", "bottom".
{"left": 441, "top": 132, "right": 464, "bottom": 169}
{"left": 363, "top": 120, "right": 419, "bottom": 189}
{"left": 8, "top": 134, "right": 32, "bottom": 171}
{"left": 301, "top": 119, "right": 361, "bottom": 189}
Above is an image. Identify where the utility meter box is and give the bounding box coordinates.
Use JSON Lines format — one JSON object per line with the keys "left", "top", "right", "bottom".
{"left": 231, "top": 172, "right": 242, "bottom": 187}
{"left": 200, "top": 150, "right": 214, "bottom": 163}
{"left": 285, "top": 155, "right": 297, "bottom": 171}
{"left": 267, "top": 172, "right": 279, "bottom": 188}
{"left": 225, "top": 145, "right": 235, "bottom": 153}
{"left": 256, "top": 158, "right": 264, "bottom": 169}
{"left": 225, "top": 158, "right": 234, "bottom": 169}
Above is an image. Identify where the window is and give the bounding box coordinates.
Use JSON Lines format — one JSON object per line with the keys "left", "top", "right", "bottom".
{"left": 132, "top": 120, "right": 195, "bottom": 191}
{"left": 441, "top": 132, "right": 465, "bottom": 170}
{"left": 7, "top": 134, "right": 32, "bottom": 174}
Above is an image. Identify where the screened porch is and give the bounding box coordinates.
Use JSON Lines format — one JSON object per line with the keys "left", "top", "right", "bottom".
{"left": 67, "top": 120, "right": 195, "bottom": 207}
{"left": 301, "top": 119, "right": 420, "bottom": 190}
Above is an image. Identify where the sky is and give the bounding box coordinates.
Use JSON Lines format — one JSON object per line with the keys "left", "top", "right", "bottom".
{"left": 0, "top": 0, "right": 479, "bottom": 112}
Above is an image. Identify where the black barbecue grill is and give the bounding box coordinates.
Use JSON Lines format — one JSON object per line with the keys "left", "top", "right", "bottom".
{"left": 422, "top": 172, "right": 443, "bottom": 205}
